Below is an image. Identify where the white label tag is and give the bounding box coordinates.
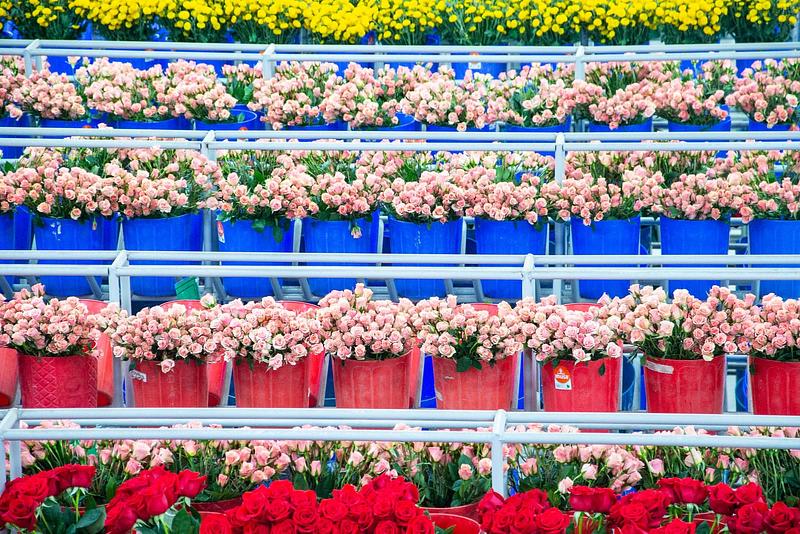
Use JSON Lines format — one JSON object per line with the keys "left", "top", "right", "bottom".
{"left": 129, "top": 370, "right": 147, "bottom": 382}
{"left": 644, "top": 360, "right": 674, "bottom": 375}
{"left": 217, "top": 221, "right": 225, "bottom": 244}
{"left": 554, "top": 365, "right": 572, "bottom": 391}
{"left": 468, "top": 52, "right": 481, "bottom": 70}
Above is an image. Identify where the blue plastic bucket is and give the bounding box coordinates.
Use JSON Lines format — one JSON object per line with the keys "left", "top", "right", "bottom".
{"left": 570, "top": 217, "right": 641, "bottom": 300}
{"left": 218, "top": 218, "right": 294, "bottom": 298}
{"left": 503, "top": 118, "right": 572, "bottom": 157}
{"left": 748, "top": 119, "right": 792, "bottom": 132}
{"left": 0, "top": 115, "right": 29, "bottom": 159}
{"left": 122, "top": 213, "right": 203, "bottom": 297}
{"left": 587, "top": 118, "right": 653, "bottom": 135}
{"left": 386, "top": 217, "right": 463, "bottom": 299}
{"left": 194, "top": 109, "right": 260, "bottom": 136}
{"left": 0, "top": 212, "right": 18, "bottom": 286}
{"left": 667, "top": 110, "right": 732, "bottom": 158}
{"left": 39, "top": 118, "right": 103, "bottom": 133}
{"left": 302, "top": 215, "right": 378, "bottom": 297}
{"left": 474, "top": 218, "right": 547, "bottom": 299}
{"left": 34, "top": 216, "right": 118, "bottom": 297}
{"left": 113, "top": 117, "right": 182, "bottom": 130}
{"left": 384, "top": 61, "right": 439, "bottom": 72}
{"left": 354, "top": 113, "right": 419, "bottom": 132}
{"left": 14, "top": 206, "right": 32, "bottom": 251}
{"left": 621, "top": 357, "right": 635, "bottom": 412}
{"left": 451, "top": 56, "right": 507, "bottom": 79}
{"left": 45, "top": 56, "right": 78, "bottom": 75}
{"left": 660, "top": 216, "right": 730, "bottom": 298}
{"left": 285, "top": 121, "right": 347, "bottom": 135}
{"left": 749, "top": 219, "right": 800, "bottom": 298}
{"left": 420, "top": 355, "right": 436, "bottom": 408}
{"left": 735, "top": 368, "right": 748, "bottom": 412}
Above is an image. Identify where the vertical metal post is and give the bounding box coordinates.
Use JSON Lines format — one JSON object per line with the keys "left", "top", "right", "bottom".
{"left": 522, "top": 254, "right": 538, "bottom": 411}
{"left": 23, "top": 40, "right": 40, "bottom": 77}
{"left": 0, "top": 409, "right": 18, "bottom": 491}
{"left": 110, "top": 251, "right": 126, "bottom": 407}
{"left": 553, "top": 133, "right": 566, "bottom": 303}
{"left": 574, "top": 45, "right": 586, "bottom": 81}
{"left": 201, "top": 131, "right": 217, "bottom": 298}
{"left": 490, "top": 410, "right": 508, "bottom": 496}
{"left": 261, "top": 44, "right": 276, "bottom": 79}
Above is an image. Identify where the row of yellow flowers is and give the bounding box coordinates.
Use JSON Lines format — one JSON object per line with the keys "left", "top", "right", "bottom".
{"left": 0, "top": 0, "right": 797, "bottom": 45}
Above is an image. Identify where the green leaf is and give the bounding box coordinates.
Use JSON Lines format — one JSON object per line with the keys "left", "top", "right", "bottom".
{"left": 76, "top": 507, "right": 105, "bottom": 533}
{"left": 292, "top": 473, "right": 309, "bottom": 490}
{"left": 598, "top": 362, "right": 606, "bottom": 376}
{"left": 171, "top": 508, "right": 200, "bottom": 533}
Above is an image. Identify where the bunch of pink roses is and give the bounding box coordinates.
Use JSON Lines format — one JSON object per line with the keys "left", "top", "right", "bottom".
{"left": 726, "top": 59, "right": 800, "bottom": 127}
{"left": 734, "top": 293, "right": 800, "bottom": 362}
{"left": 555, "top": 169, "right": 643, "bottom": 225}
{"left": 116, "top": 148, "right": 218, "bottom": 218}
{"left": 0, "top": 284, "right": 100, "bottom": 358}
{"left": 456, "top": 151, "right": 559, "bottom": 225}
{"left": 75, "top": 59, "right": 177, "bottom": 122}
{"left": 513, "top": 295, "right": 623, "bottom": 364}
{"left": 1, "top": 147, "right": 127, "bottom": 220}
{"left": 222, "top": 63, "right": 261, "bottom": 107}
{"left": 412, "top": 297, "right": 522, "bottom": 371}
{"left": 381, "top": 169, "right": 467, "bottom": 223}
{"left": 401, "top": 70, "right": 495, "bottom": 130}
{"left": 165, "top": 60, "right": 237, "bottom": 123}
{"left": 10, "top": 70, "right": 89, "bottom": 121}
{"left": 653, "top": 78, "right": 728, "bottom": 126}
{"left": 490, "top": 65, "right": 576, "bottom": 128}
{"left": 596, "top": 285, "right": 746, "bottom": 361}
{"left": 212, "top": 297, "right": 323, "bottom": 369}
{"left": 249, "top": 61, "right": 341, "bottom": 129}
{"left": 100, "top": 296, "right": 220, "bottom": 373}
{"left": 317, "top": 284, "right": 415, "bottom": 361}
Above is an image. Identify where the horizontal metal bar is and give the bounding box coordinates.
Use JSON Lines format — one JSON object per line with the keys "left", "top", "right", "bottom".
{"left": 116, "top": 265, "right": 525, "bottom": 279}
{"left": 505, "top": 433, "right": 800, "bottom": 450}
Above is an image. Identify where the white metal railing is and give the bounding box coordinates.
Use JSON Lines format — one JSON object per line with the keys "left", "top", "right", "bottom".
{"left": 1, "top": 408, "right": 799, "bottom": 495}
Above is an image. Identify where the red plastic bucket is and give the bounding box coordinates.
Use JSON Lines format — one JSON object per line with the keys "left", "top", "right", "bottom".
{"left": 81, "top": 299, "right": 114, "bottom": 407}
{"left": 18, "top": 354, "right": 97, "bottom": 408}
{"left": 422, "top": 502, "right": 479, "bottom": 521}
{"left": 564, "top": 303, "right": 600, "bottom": 312}
{"left": 132, "top": 359, "right": 208, "bottom": 408}
{"left": 751, "top": 356, "right": 800, "bottom": 415}
{"left": 429, "top": 513, "right": 481, "bottom": 534}
{"left": 0, "top": 348, "right": 18, "bottom": 407}
{"left": 280, "top": 301, "right": 324, "bottom": 407}
{"left": 332, "top": 351, "right": 413, "bottom": 408}
{"left": 541, "top": 357, "right": 620, "bottom": 412}
{"left": 160, "top": 300, "right": 225, "bottom": 407}
{"left": 433, "top": 354, "right": 518, "bottom": 410}
{"left": 644, "top": 356, "right": 725, "bottom": 413}
{"left": 234, "top": 355, "right": 324, "bottom": 408}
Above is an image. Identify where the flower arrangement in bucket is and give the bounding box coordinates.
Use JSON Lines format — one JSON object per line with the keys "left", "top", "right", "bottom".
{"left": 0, "top": 464, "right": 101, "bottom": 533}
{"left": 165, "top": 60, "right": 239, "bottom": 126}
{"left": 249, "top": 61, "right": 342, "bottom": 129}
{"left": 726, "top": 59, "right": 800, "bottom": 130}
{"left": 317, "top": 284, "right": 417, "bottom": 409}
{"left": 100, "top": 295, "right": 221, "bottom": 407}
{"left": 514, "top": 296, "right": 624, "bottom": 413}
{"left": 490, "top": 65, "right": 576, "bottom": 130}
{"left": 654, "top": 78, "right": 729, "bottom": 128}
{"left": 0, "top": 284, "right": 100, "bottom": 408}
{"left": 214, "top": 297, "right": 324, "bottom": 408}
{"left": 9, "top": 70, "right": 93, "bottom": 124}
{"left": 221, "top": 64, "right": 261, "bottom": 108}
{"left": 0, "top": 147, "right": 126, "bottom": 295}
{"left": 598, "top": 285, "right": 746, "bottom": 414}
{"left": 320, "top": 63, "right": 427, "bottom": 130}
{"left": 401, "top": 70, "right": 496, "bottom": 131}
{"left": 75, "top": 59, "right": 179, "bottom": 125}
{"left": 413, "top": 298, "right": 522, "bottom": 410}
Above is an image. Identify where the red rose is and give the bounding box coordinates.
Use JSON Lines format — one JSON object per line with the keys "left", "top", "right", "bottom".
{"left": 393, "top": 500, "right": 420, "bottom": 526}
{"left": 611, "top": 502, "right": 651, "bottom": 529}
{"left": 316, "top": 518, "right": 336, "bottom": 534}
{"left": 243, "top": 525, "right": 270, "bottom": 534}
{"left": 534, "top": 508, "right": 571, "bottom": 534}
{"left": 1, "top": 494, "right": 38, "bottom": 531}
{"left": 709, "top": 484, "right": 739, "bottom": 516}
{"left": 104, "top": 503, "right": 139, "bottom": 534}
{"left": 735, "top": 483, "right": 766, "bottom": 506}
{"left": 236, "top": 488, "right": 269, "bottom": 523}
{"left": 293, "top": 503, "right": 319, "bottom": 533}
{"left": 375, "top": 520, "right": 401, "bottom": 534}
{"left": 658, "top": 478, "right": 708, "bottom": 505}
{"left": 478, "top": 490, "right": 506, "bottom": 518}
{"left": 618, "top": 525, "right": 649, "bottom": 534}
{"left": 493, "top": 507, "right": 517, "bottom": 531}
{"left": 332, "top": 485, "right": 363, "bottom": 508}
{"left": 133, "top": 486, "right": 171, "bottom": 518}
{"left": 481, "top": 510, "right": 496, "bottom": 532}
{"left": 406, "top": 515, "right": 435, "bottom": 534}
{"left": 263, "top": 499, "right": 292, "bottom": 523}
{"left": 766, "top": 502, "right": 800, "bottom": 534}
{"left": 510, "top": 509, "right": 536, "bottom": 534}
{"left": 337, "top": 518, "right": 360, "bottom": 534}
{"left": 520, "top": 488, "right": 552, "bottom": 514}
{"left": 651, "top": 519, "right": 697, "bottom": 534}
{"left": 319, "top": 499, "right": 349, "bottom": 522}
{"left": 786, "top": 529, "right": 800, "bottom": 534}
{"left": 176, "top": 470, "right": 207, "bottom": 499}
{"left": 373, "top": 494, "right": 394, "bottom": 518}
{"left": 629, "top": 490, "right": 672, "bottom": 527}
{"left": 729, "top": 502, "right": 769, "bottom": 534}
{"left": 200, "top": 512, "right": 233, "bottom": 534}
{"left": 569, "top": 486, "right": 617, "bottom": 514}
{"left": 271, "top": 520, "right": 295, "bottom": 534}
{"left": 18, "top": 476, "right": 53, "bottom": 502}
{"left": 349, "top": 501, "right": 373, "bottom": 530}
{"left": 62, "top": 465, "right": 96, "bottom": 489}
{"left": 291, "top": 490, "right": 317, "bottom": 508}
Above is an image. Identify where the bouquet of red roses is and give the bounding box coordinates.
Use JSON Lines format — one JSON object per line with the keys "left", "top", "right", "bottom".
{"left": 477, "top": 488, "right": 571, "bottom": 534}
{"left": 0, "top": 464, "right": 99, "bottom": 532}
{"left": 104, "top": 466, "right": 207, "bottom": 534}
